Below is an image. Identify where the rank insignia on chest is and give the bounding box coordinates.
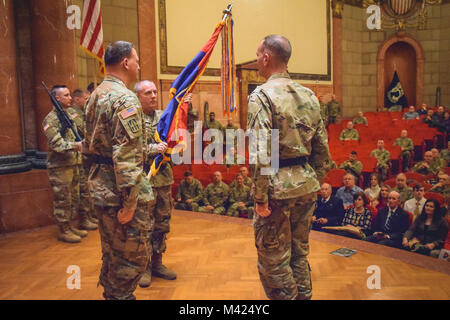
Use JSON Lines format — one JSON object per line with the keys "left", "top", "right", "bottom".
{"left": 120, "top": 106, "right": 137, "bottom": 119}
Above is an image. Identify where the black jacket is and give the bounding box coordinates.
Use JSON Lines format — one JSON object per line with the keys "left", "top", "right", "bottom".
{"left": 372, "top": 206, "right": 410, "bottom": 243}
{"left": 314, "top": 195, "right": 345, "bottom": 226}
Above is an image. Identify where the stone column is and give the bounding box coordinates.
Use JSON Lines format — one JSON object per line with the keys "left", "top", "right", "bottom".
{"left": 0, "top": 0, "right": 31, "bottom": 174}
{"left": 332, "top": 0, "right": 343, "bottom": 106}
{"left": 30, "top": 0, "right": 78, "bottom": 166}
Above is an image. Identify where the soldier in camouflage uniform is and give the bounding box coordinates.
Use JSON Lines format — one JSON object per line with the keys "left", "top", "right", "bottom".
{"left": 393, "top": 130, "right": 414, "bottom": 171}
{"left": 431, "top": 148, "right": 445, "bottom": 173}
{"left": 339, "top": 151, "right": 363, "bottom": 184}
{"left": 319, "top": 97, "right": 329, "bottom": 128}
{"left": 439, "top": 141, "right": 450, "bottom": 165}
{"left": 327, "top": 94, "right": 340, "bottom": 124}
{"left": 230, "top": 166, "right": 253, "bottom": 190}
{"left": 134, "top": 80, "right": 178, "bottom": 287}
{"left": 339, "top": 121, "right": 359, "bottom": 141}
{"left": 70, "top": 89, "right": 98, "bottom": 230}
{"left": 429, "top": 174, "right": 450, "bottom": 199}
{"left": 352, "top": 111, "right": 368, "bottom": 126}
{"left": 412, "top": 151, "right": 438, "bottom": 176}
{"left": 43, "top": 85, "right": 86, "bottom": 243}
{"left": 370, "top": 140, "right": 390, "bottom": 181}
{"left": 175, "top": 171, "right": 204, "bottom": 211}
{"left": 248, "top": 35, "right": 332, "bottom": 300}
{"left": 392, "top": 173, "right": 414, "bottom": 204}
{"left": 199, "top": 171, "right": 229, "bottom": 215}
{"left": 227, "top": 174, "right": 254, "bottom": 218}
{"left": 83, "top": 42, "right": 154, "bottom": 300}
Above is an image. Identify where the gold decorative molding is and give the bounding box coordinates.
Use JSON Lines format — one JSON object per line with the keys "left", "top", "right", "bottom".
{"left": 332, "top": 0, "right": 344, "bottom": 18}
{"left": 158, "top": 0, "right": 332, "bottom": 81}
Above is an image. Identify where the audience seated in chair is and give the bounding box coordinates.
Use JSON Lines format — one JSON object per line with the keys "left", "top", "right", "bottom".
{"left": 412, "top": 151, "right": 439, "bottom": 176}
{"left": 370, "top": 140, "right": 390, "bottom": 182}
{"left": 364, "top": 173, "right": 381, "bottom": 203}
{"left": 417, "top": 103, "right": 428, "bottom": 116}
{"left": 312, "top": 183, "right": 345, "bottom": 231}
{"left": 198, "top": 171, "right": 229, "bottom": 215}
{"left": 229, "top": 167, "right": 253, "bottom": 190}
{"left": 439, "top": 141, "right": 450, "bottom": 166}
{"left": 365, "top": 191, "right": 410, "bottom": 248}
{"left": 175, "top": 171, "right": 204, "bottom": 212}
{"left": 429, "top": 174, "right": 450, "bottom": 200}
{"left": 339, "top": 121, "right": 359, "bottom": 141}
{"left": 393, "top": 130, "right": 414, "bottom": 171}
{"left": 402, "top": 199, "right": 449, "bottom": 258}
{"left": 403, "top": 184, "right": 427, "bottom": 222}
{"left": 402, "top": 106, "right": 420, "bottom": 120}
{"left": 335, "top": 173, "right": 364, "bottom": 209}
{"left": 339, "top": 151, "right": 363, "bottom": 185}
{"left": 374, "top": 184, "right": 391, "bottom": 211}
{"left": 352, "top": 111, "right": 368, "bottom": 126}
{"left": 392, "top": 173, "right": 414, "bottom": 205}
{"left": 227, "top": 174, "right": 254, "bottom": 219}
{"left": 431, "top": 148, "right": 445, "bottom": 173}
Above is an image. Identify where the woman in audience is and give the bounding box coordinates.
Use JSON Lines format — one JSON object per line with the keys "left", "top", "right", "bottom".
{"left": 402, "top": 199, "right": 449, "bottom": 258}
{"left": 365, "top": 173, "right": 381, "bottom": 203}
{"left": 340, "top": 192, "right": 373, "bottom": 238}
{"left": 373, "top": 184, "right": 390, "bottom": 210}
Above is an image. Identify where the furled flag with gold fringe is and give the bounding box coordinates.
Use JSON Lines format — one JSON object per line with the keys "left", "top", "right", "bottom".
{"left": 149, "top": 5, "right": 234, "bottom": 178}
{"left": 80, "top": 0, "right": 106, "bottom": 76}
{"left": 221, "top": 8, "right": 237, "bottom": 118}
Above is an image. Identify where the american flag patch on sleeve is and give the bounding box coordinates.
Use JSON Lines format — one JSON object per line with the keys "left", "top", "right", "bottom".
{"left": 120, "top": 106, "right": 137, "bottom": 119}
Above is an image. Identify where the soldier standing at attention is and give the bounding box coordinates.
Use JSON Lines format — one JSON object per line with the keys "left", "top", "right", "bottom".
{"left": 84, "top": 41, "right": 154, "bottom": 300}
{"left": 43, "top": 85, "right": 85, "bottom": 243}
{"left": 134, "top": 80, "right": 178, "bottom": 287}
{"left": 327, "top": 94, "right": 340, "bottom": 124}
{"left": 70, "top": 89, "right": 98, "bottom": 230}
{"left": 370, "top": 140, "right": 390, "bottom": 182}
{"left": 198, "top": 171, "right": 229, "bottom": 215}
{"left": 247, "top": 35, "right": 332, "bottom": 300}
{"left": 393, "top": 130, "right": 414, "bottom": 171}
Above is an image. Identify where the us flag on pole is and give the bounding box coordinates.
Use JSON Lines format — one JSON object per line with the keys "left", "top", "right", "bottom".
{"left": 80, "top": 0, "right": 105, "bottom": 76}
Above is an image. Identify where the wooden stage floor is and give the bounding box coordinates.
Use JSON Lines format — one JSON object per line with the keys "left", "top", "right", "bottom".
{"left": 0, "top": 210, "right": 449, "bottom": 300}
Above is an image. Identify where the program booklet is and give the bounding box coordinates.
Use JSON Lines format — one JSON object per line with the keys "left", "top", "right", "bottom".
{"left": 330, "top": 248, "right": 357, "bottom": 258}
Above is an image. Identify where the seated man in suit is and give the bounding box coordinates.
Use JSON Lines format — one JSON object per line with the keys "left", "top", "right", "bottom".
{"left": 312, "top": 183, "right": 345, "bottom": 231}
{"left": 365, "top": 191, "right": 410, "bottom": 248}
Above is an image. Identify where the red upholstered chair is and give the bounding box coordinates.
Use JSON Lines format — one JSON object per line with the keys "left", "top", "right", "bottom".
{"left": 405, "top": 210, "right": 414, "bottom": 226}
{"left": 424, "top": 192, "right": 445, "bottom": 206}
{"left": 323, "top": 169, "right": 347, "bottom": 188}
{"left": 383, "top": 178, "right": 396, "bottom": 188}
{"left": 405, "top": 172, "right": 425, "bottom": 183}
{"left": 444, "top": 167, "right": 450, "bottom": 175}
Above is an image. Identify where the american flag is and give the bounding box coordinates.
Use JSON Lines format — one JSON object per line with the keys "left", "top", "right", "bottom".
{"left": 390, "top": 0, "right": 414, "bottom": 16}
{"left": 80, "top": 0, "right": 105, "bottom": 76}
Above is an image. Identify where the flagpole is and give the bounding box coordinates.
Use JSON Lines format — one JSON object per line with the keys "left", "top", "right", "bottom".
{"left": 93, "top": 58, "right": 98, "bottom": 90}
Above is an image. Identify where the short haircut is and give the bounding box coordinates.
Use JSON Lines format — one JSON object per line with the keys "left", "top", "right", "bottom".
{"left": 72, "top": 88, "right": 87, "bottom": 98}
{"left": 262, "top": 35, "right": 292, "bottom": 64}
{"left": 353, "top": 191, "right": 368, "bottom": 206}
{"left": 105, "top": 41, "right": 134, "bottom": 66}
{"left": 350, "top": 151, "right": 357, "bottom": 155}
{"left": 184, "top": 171, "right": 192, "bottom": 177}
{"left": 134, "top": 80, "right": 155, "bottom": 93}
{"left": 413, "top": 184, "right": 424, "bottom": 191}
{"left": 51, "top": 85, "right": 67, "bottom": 97}
{"left": 210, "top": 112, "right": 215, "bottom": 116}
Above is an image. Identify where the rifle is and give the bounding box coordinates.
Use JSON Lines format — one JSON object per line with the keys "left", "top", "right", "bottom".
{"left": 42, "top": 82, "right": 82, "bottom": 142}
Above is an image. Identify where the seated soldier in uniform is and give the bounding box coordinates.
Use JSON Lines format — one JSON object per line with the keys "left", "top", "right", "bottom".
{"left": 429, "top": 174, "right": 450, "bottom": 200}
{"left": 393, "top": 130, "right": 414, "bottom": 171}
{"left": 402, "top": 106, "right": 420, "bottom": 120}
{"left": 370, "top": 140, "right": 390, "bottom": 182}
{"left": 227, "top": 174, "right": 254, "bottom": 219}
{"left": 352, "top": 111, "right": 368, "bottom": 126}
{"left": 230, "top": 166, "right": 253, "bottom": 189}
{"left": 175, "top": 171, "right": 203, "bottom": 212}
{"left": 199, "top": 171, "right": 229, "bottom": 215}
{"left": 412, "top": 151, "right": 438, "bottom": 176}
{"left": 431, "top": 148, "right": 445, "bottom": 172}
{"left": 392, "top": 173, "right": 414, "bottom": 205}
{"left": 339, "top": 151, "right": 363, "bottom": 184}
{"left": 440, "top": 141, "right": 450, "bottom": 166}
{"left": 339, "top": 121, "right": 359, "bottom": 141}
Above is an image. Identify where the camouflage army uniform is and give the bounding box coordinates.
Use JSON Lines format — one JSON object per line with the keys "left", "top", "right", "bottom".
{"left": 370, "top": 149, "right": 390, "bottom": 181}
{"left": 43, "top": 107, "right": 81, "bottom": 227}
{"left": 429, "top": 185, "right": 450, "bottom": 200}
{"left": 339, "top": 160, "right": 363, "bottom": 181}
{"left": 175, "top": 178, "right": 203, "bottom": 211}
{"left": 227, "top": 184, "right": 254, "bottom": 218}
{"left": 84, "top": 75, "right": 154, "bottom": 300}
{"left": 319, "top": 102, "right": 329, "bottom": 127}
{"left": 393, "top": 137, "right": 414, "bottom": 170}
{"left": 327, "top": 100, "right": 340, "bottom": 124}
{"left": 440, "top": 149, "right": 449, "bottom": 164}
{"left": 431, "top": 157, "right": 445, "bottom": 173}
{"left": 230, "top": 176, "right": 253, "bottom": 190}
{"left": 393, "top": 186, "right": 414, "bottom": 204}
{"left": 339, "top": 128, "right": 359, "bottom": 141}
{"left": 68, "top": 106, "right": 96, "bottom": 225}
{"left": 412, "top": 161, "right": 437, "bottom": 176}
{"left": 143, "top": 110, "right": 175, "bottom": 256}
{"left": 198, "top": 181, "right": 229, "bottom": 215}
{"left": 247, "top": 72, "right": 332, "bottom": 300}
{"left": 352, "top": 116, "right": 368, "bottom": 125}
